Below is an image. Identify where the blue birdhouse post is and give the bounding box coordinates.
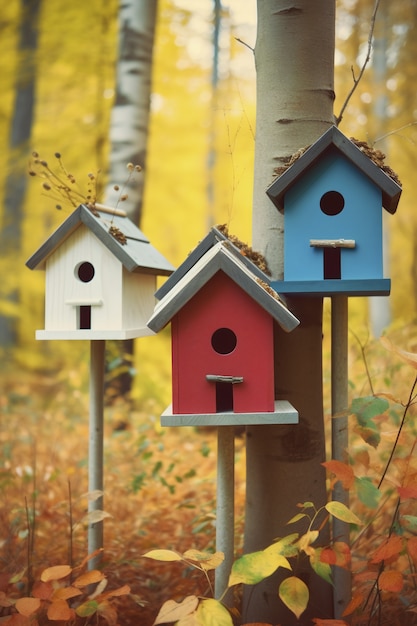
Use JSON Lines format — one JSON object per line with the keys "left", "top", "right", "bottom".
{"left": 265, "top": 125, "right": 402, "bottom": 614}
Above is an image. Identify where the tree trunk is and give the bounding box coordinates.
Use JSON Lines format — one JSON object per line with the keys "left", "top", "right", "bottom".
{"left": 105, "top": 0, "right": 157, "bottom": 225}
{"left": 0, "top": 0, "right": 41, "bottom": 348}
{"left": 105, "top": 0, "right": 157, "bottom": 399}
{"left": 243, "top": 2, "right": 336, "bottom": 623}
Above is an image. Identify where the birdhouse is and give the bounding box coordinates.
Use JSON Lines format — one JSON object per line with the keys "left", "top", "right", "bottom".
{"left": 266, "top": 125, "right": 402, "bottom": 296}
{"left": 26, "top": 204, "right": 174, "bottom": 339}
{"left": 148, "top": 232, "right": 300, "bottom": 426}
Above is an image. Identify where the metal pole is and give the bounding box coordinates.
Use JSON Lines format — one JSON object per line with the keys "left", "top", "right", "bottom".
{"left": 331, "top": 295, "right": 351, "bottom": 616}
{"left": 88, "top": 339, "right": 105, "bottom": 569}
{"left": 215, "top": 425, "right": 235, "bottom": 599}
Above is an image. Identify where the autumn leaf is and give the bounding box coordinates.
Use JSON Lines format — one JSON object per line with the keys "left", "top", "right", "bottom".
{"left": 142, "top": 549, "right": 183, "bottom": 562}
{"left": 81, "top": 509, "right": 112, "bottom": 525}
{"left": 350, "top": 396, "right": 388, "bottom": 448}
{"left": 378, "top": 569, "right": 403, "bottom": 592}
{"left": 228, "top": 548, "right": 290, "bottom": 588}
{"left": 298, "top": 530, "right": 319, "bottom": 556}
{"left": 73, "top": 569, "right": 105, "bottom": 587}
{"left": 355, "top": 476, "right": 381, "bottom": 509}
{"left": 371, "top": 535, "right": 403, "bottom": 564}
{"left": 15, "top": 597, "right": 41, "bottom": 617}
{"left": 320, "top": 542, "right": 351, "bottom": 569}
{"left": 40, "top": 565, "right": 72, "bottom": 582}
{"left": 342, "top": 591, "right": 364, "bottom": 616}
{"left": 196, "top": 598, "right": 233, "bottom": 626}
{"left": 183, "top": 549, "right": 224, "bottom": 570}
{"left": 322, "top": 460, "right": 355, "bottom": 489}
{"left": 398, "top": 483, "right": 417, "bottom": 500}
{"left": 52, "top": 586, "right": 82, "bottom": 601}
{"left": 153, "top": 596, "right": 199, "bottom": 625}
{"left": 32, "top": 580, "right": 54, "bottom": 600}
{"left": 279, "top": 576, "right": 308, "bottom": 620}
{"left": 309, "top": 548, "right": 332, "bottom": 584}
{"left": 325, "top": 501, "right": 363, "bottom": 525}
{"left": 47, "top": 598, "right": 74, "bottom": 621}
{"left": 76, "top": 599, "right": 99, "bottom": 617}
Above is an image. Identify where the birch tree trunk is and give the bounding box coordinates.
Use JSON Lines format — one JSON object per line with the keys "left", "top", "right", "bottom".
{"left": 105, "top": 0, "right": 157, "bottom": 225}
{"left": 243, "top": 2, "right": 336, "bottom": 623}
{"left": 104, "top": 0, "right": 157, "bottom": 398}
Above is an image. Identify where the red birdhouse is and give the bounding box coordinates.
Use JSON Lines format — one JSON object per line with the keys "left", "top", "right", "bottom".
{"left": 148, "top": 235, "right": 300, "bottom": 426}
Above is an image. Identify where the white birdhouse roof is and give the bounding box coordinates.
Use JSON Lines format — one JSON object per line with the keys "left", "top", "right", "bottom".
{"left": 26, "top": 204, "right": 174, "bottom": 276}
{"left": 267, "top": 125, "right": 402, "bottom": 214}
{"left": 148, "top": 240, "right": 300, "bottom": 333}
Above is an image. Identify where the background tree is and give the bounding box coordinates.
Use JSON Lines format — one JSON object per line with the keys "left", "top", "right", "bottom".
{"left": 104, "top": 0, "right": 158, "bottom": 399}
{"left": 0, "top": 0, "right": 41, "bottom": 349}
{"left": 243, "top": 1, "right": 336, "bottom": 623}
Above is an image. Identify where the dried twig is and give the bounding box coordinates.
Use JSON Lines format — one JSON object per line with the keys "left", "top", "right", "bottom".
{"left": 336, "top": 0, "right": 381, "bottom": 126}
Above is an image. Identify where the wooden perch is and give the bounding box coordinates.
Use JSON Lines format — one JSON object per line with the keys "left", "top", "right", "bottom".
{"left": 310, "top": 239, "right": 356, "bottom": 248}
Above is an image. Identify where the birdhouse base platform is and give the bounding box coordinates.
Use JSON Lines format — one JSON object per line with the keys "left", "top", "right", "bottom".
{"left": 161, "top": 400, "right": 299, "bottom": 427}
{"left": 271, "top": 278, "right": 391, "bottom": 297}
{"left": 35, "top": 327, "right": 155, "bottom": 340}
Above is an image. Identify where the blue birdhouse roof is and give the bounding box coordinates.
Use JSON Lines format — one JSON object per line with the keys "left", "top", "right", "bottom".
{"left": 26, "top": 204, "right": 174, "bottom": 276}
{"left": 267, "top": 126, "right": 402, "bottom": 214}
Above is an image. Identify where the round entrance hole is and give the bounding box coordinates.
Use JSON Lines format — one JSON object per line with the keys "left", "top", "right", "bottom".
{"left": 76, "top": 261, "right": 95, "bottom": 283}
{"left": 211, "top": 328, "right": 237, "bottom": 355}
{"left": 320, "top": 190, "right": 345, "bottom": 216}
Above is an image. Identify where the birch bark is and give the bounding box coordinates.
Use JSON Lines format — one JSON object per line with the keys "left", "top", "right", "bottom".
{"left": 243, "top": 2, "right": 336, "bottom": 623}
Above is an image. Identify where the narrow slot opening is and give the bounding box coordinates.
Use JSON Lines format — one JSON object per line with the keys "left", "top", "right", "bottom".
{"left": 216, "top": 381, "right": 234, "bottom": 412}
{"left": 79, "top": 305, "right": 92, "bottom": 329}
{"left": 324, "top": 247, "right": 341, "bottom": 279}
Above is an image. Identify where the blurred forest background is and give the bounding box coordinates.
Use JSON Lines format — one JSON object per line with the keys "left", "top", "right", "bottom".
{"left": 1, "top": 0, "right": 417, "bottom": 411}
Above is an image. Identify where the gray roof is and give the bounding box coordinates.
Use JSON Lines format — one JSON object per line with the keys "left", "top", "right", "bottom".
{"left": 26, "top": 204, "right": 174, "bottom": 276}
{"left": 267, "top": 125, "right": 402, "bottom": 214}
{"left": 155, "top": 226, "right": 270, "bottom": 300}
{"left": 148, "top": 241, "right": 299, "bottom": 333}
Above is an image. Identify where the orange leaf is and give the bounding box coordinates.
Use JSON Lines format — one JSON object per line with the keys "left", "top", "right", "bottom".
{"left": 342, "top": 592, "right": 364, "bottom": 616}
{"left": 371, "top": 535, "right": 403, "bottom": 564}
{"left": 47, "top": 598, "right": 74, "bottom": 621}
{"left": 101, "top": 583, "right": 130, "bottom": 599}
{"left": 73, "top": 569, "right": 104, "bottom": 587}
{"left": 40, "top": 565, "right": 72, "bottom": 582}
{"left": 15, "top": 597, "right": 41, "bottom": 617}
{"left": 378, "top": 570, "right": 403, "bottom": 593}
{"left": 320, "top": 542, "right": 351, "bottom": 569}
{"left": 398, "top": 484, "right": 417, "bottom": 500}
{"left": 32, "top": 580, "right": 53, "bottom": 600}
{"left": 53, "top": 586, "right": 83, "bottom": 601}
{"left": 322, "top": 461, "right": 355, "bottom": 489}
{"left": 407, "top": 536, "right": 417, "bottom": 562}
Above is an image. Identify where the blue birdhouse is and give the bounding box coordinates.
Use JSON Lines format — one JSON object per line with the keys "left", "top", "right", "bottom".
{"left": 266, "top": 126, "right": 402, "bottom": 296}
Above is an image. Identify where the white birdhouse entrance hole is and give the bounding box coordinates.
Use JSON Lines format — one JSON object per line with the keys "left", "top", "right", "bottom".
{"left": 76, "top": 261, "right": 95, "bottom": 330}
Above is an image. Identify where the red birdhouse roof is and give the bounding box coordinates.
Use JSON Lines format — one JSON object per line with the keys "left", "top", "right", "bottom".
{"left": 147, "top": 241, "right": 299, "bottom": 333}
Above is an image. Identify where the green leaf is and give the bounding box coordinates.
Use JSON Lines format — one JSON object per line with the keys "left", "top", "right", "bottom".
{"left": 309, "top": 549, "right": 333, "bottom": 584}
{"left": 142, "top": 549, "right": 182, "bottom": 562}
{"left": 287, "top": 513, "right": 308, "bottom": 524}
{"left": 401, "top": 515, "right": 417, "bottom": 533}
{"left": 264, "top": 533, "right": 299, "bottom": 558}
{"left": 197, "top": 599, "right": 233, "bottom": 626}
{"left": 325, "top": 501, "right": 363, "bottom": 526}
{"left": 279, "top": 576, "right": 309, "bottom": 619}
{"left": 76, "top": 600, "right": 99, "bottom": 617}
{"left": 183, "top": 549, "right": 224, "bottom": 570}
{"left": 228, "top": 550, "right": 284, "bottom": 587}
{"left": 355, "top": 476, "right": 381, "bottom": 509}
{"left": 350, "top": 396, "right": 388, "bottom": 448}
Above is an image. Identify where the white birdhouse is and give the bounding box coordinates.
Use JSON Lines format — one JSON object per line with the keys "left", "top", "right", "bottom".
{"left": 26, "top": 204, "right": 174, "bottom": 340}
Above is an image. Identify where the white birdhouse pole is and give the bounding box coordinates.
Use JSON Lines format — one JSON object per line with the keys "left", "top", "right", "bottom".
{"left": 88, "top": 339, "right": 106, "bottom": 569}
